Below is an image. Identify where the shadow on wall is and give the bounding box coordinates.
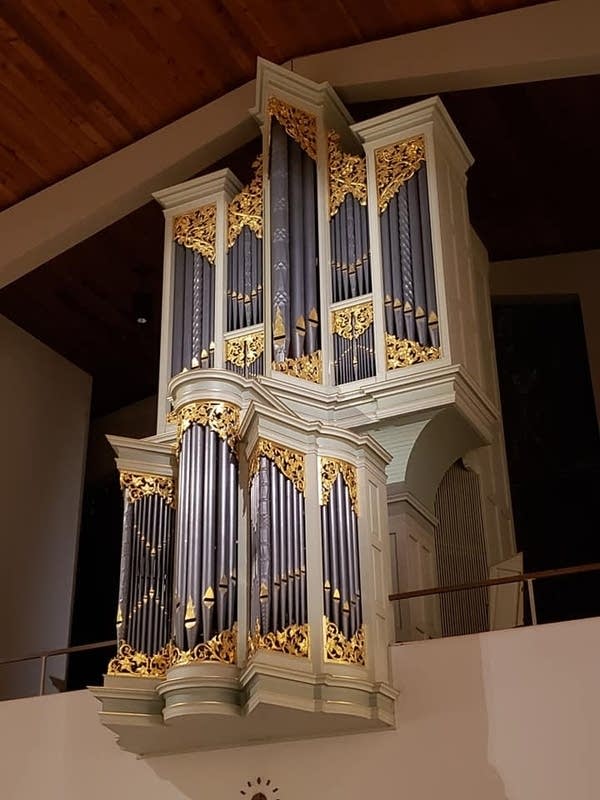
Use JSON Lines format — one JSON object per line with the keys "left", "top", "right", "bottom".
{"left": 146, "top": 636, "right": 509, "bottom": 800}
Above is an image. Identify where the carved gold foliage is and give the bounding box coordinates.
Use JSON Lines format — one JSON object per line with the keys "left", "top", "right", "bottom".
{"left": 320, "top": 457, "right": 358, "bottom": 515}
{"left": 385, "top": 333, "right": 441, "bottom": 370}
{"left": 170, "top": 625, "right": 237, "bottom": 666}
{"left": 225, "top": 331, "right": 264, "bottom": 368}
{"left": 267, "top": 96, "right": 317, "bottom": 160}
{"left": 324, "top": 619, "right": 365, "bottom": 665}
{"left": 375, "top": 136, "right": 426, "bottom": 213}
{"left": 331, "top": 301, "right": 373, "bottom": 341}
{"left": 173, "top": 203, "right": 217, "bottom": 262}
{"left": 328, "top": 130, "right": 367, "bottom": 217}
{"left": 248, "top": 621, "right": 309, "bottom": 659}
{"left": 167, "top": 401, "right": 240, "bottom": 452}
{"left": 227, "top": 156, "right": 263, "bottom": 248}
{"left": 119, "top": 471, "right": 175, "bottom": 507}
{"left": 107, "top": 641, "right": 174, "bottom": 678}
{"left": 272, "top": 350, "right": 322, "bottom": 384}
{"left": 248, "top": 438, "right": 305, "bottom": 494}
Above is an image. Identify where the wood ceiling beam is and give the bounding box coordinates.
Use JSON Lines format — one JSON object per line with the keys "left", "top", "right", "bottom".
{"left": 1, "top": 0, "right": 598, "bottom": 290}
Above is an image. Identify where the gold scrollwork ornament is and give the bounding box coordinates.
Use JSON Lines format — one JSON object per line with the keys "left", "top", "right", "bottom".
{"left": 119, "top": 471, "right": 175, "bottom": 507}
{"left": 267, "top": 96, "right": 317, "bottom": 161}
{"left": 227, "top": 156, "right": 263, "bottom": 248}
{"left": 107, "top": 641, "right": 174, "bottom": 678}
{"left": 385, "top": 333, "right": 440, "bottom": 370}
{"left": 225, "top": 331, "right": 264, "bottom": 368}
{"left": 170, "top": 625, "right": 237, "bottom": 666}
{"left": 324, "top": 619, "right": 365, "bottom": 665}
{"left": 331, "top": 301, "right": 373, "bottom": 340}
{"left": 328, "top": 130, "right": 367, "bottom": 217}
{"left": 272, "top": 350, "right": 322, "bottom": 384}
{"left": 375, "top": 136, "right": 426, "bottom": 213}
{"left": 167, "top": 401, "right": 240, "bottom": 452}
{"left": 173, "top": 203, "right": 217, "bottom": 262}
{"left": 320, "top": 457, "right": 359, "bottom": 515}
{"left": 248, "top": 438, "right": 305, "bottom": 494}
{"left": 247, "top": 621, "right": 309, "bottom": 658}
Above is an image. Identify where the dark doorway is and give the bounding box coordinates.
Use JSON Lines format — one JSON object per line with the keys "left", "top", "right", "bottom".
{"left": 492, "top": 296, "right": 600, "bottom": 624}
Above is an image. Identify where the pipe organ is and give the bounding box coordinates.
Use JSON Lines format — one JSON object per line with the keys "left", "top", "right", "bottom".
{"left": 95, "top": 59, "right": 503, "bottom": 755}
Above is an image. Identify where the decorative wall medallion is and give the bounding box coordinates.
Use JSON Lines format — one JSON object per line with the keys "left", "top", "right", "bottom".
{"left": 328, "top": 130, "right": 367, "bottom": 217}
{"left": 240, "top": 777, "right": 280, "bottom": 799}
{"left": 228, "top": 156, "right": 263, "bottom": 248}
{"left": 375, "top": 135, "right": 426, "bottom": 212}
{"left": 173, "top": 203, "right": 217, "bottom": 262}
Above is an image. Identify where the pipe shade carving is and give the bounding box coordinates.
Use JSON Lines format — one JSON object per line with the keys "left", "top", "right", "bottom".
{"left": 249, "top": 449, "right": 308, "bottom": 657}
{"left": 109, "top": 475, "right": 176, "bottom": 676}
{"left": 331, "top": 301, "right": 376, "bottom": 384}
{"left": 320, "top": 458, "right": 364, "bottom": 663}
{"left": 378, "top": 140, "right": 440, "bottom": 366}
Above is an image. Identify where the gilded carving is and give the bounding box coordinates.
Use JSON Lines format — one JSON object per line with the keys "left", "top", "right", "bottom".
{"left": 331, "top": 301, "right": 373, "bottom": 341}
{"left": 248, "top": 438, "right": 305, "bottom": 494}
{"left": 385, "top": 333, "right": 441, "bottom": 369}
{"left": 247, "top": 621, "right": 309, "bottom": 659}
{"left": 167, "top": 401, "right": 240, "bottom": 452}
{"left": 170, "top": 624, "right": 237, "bottom": 666}
{"left": 225, "top": 331, "right": 265, "bottom": 368}
{"left": 320, "top": 457, "right": 359, "bottom": 515}
{"left": 267, "top": 96, "right": 317, "bottom": 160}
{"left": 107, "top": 641, "right": 173, "bottom": 678}
{"left": 328, "top": 131, "right": 367, "bottom": 217}
{"left": 375, "top": 136, "right": 426, "bottom": 213}
{"left": 227, "top": 156, "right": 263, "bottom": 248}
{"left": 324, "top": 618, "right": 365, "bottom": 665}
{"left": 119, "top": 471, "right": 175, "bottom": 507}
{"left": 173, "top": 203, "right": 217, "bottom": 262}
{"left": 272, "top": 350, "right": 322, "bottom": 384}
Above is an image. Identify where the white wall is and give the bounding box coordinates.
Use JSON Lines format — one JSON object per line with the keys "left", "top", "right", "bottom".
{"left": 1, "top": 617, "right": 598, "bottom": 799}
{"left": 0, "top": 315, "right": 91, "bottom": 698}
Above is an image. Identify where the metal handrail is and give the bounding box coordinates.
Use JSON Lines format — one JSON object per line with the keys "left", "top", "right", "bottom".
{"left": 0, "top": 639, "right": 117, "bottom": 696}
{"left": 388, "top": 561, "right": 600, "bottom": 602}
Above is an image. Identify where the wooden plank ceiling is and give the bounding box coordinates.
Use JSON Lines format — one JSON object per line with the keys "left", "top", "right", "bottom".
{"left": 0, "top": 0, "right": 545, "bottom": 210}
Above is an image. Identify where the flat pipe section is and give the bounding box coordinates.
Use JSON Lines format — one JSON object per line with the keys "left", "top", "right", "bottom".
{"left": 250, "top": 455, "right": 307, "bottom": 637}
{"left": 173, "top": 423, "right": 239, "bottom": 651}
{"left": 171, "top": 245, "right": 215, "bottom": 375}
{"left": 330, "top": 195, "right": 371, "bottom": 304}
{"left": 226, "top": 228, "right": 263, "bottom": 334}
{"left": 117, "top": 490, "right": 175, "bottom": 656}
{"left": 321, "top": 474, "right": 362, "bottom": 638}
{"left": 379, "top": 166, "right": 438, "bottom": 349}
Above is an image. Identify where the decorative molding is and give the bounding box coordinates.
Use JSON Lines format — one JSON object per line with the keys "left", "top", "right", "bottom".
{"left": 119, "top": 471, "right": 175, "bottom": 507}
{"left": 227, "top": 156, "right": 263, "bottom": 248}
{"left": 173, "top": 202, "right": 217, "bottom": 262}
{"left": 385, "top": 333, "right": 441, "bottom": 369}
{"left": 375, "top": 136, "right": 426, "bottom": 213}
{"left": 272, "top": 350, "right": 322, "bottom": 384}
{"left": 248, "top": 438, "right": 305, "bottom": 494}
{"left": 248, "top": 621, "right": 309, "bottom": 659}
{"left": 267, "top": 96, "right": 317, "bottom": 160}
{"left": 320, "top": 457, "right": 359, "bottom": 515}
{"left": 324, "top": 618, "right": 365, "bottom": 665}
{"left": 170, "top": 625, "right": 237, "bottom": 666}
{"left": 331, "top": 301, "right": 373, "bottom": 341}
{"left": 107, "top": 641, "right": 173, "bottom": 678}
{"left": 328, "top": 130, "right": 367, "bottom": 217}
{"left": 167, "top": 401, "right": 240, "bottom": 452}
{"left": 225, "top": 331, "right": 264, "bottom": 368}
